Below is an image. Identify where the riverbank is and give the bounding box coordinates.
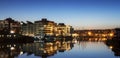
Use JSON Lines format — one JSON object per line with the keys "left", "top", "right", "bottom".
{"left": 0, "top": 36, "right": 34, "bottom": 43}
{"left": 106, "top": 37, "right": 120, "bottom": 56}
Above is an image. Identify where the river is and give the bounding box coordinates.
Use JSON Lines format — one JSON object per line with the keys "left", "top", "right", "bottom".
{"left": 0, "top": 39, "right": 119, "bottom": 58}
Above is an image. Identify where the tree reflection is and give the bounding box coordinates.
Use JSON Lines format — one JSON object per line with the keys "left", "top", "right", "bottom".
{"left": 105, "top": 38, "right": 120, "bottom": 57}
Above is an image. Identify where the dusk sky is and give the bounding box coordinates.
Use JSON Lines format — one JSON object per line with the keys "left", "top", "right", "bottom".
{"left": 0, "top": 0, "right": 120, "bottom": 29}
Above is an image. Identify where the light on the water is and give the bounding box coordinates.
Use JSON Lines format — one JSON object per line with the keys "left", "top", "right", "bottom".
{"left": 20, "top": 51, "right": 23, "bottom": 55}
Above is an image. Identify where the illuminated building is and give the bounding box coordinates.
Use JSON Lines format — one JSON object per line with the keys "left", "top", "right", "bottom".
{"left": 21, "top": 18, "right": 73, "bottom": 37}
{"left": 55, "top": 23, "right": 73, "bottom": 36}
{"left": 74, "top": 29, "right": 115, "bottom": 39}
{"left": 0, "top": 18, "right": 21, "bottom": 37}
{"left": 21, "top": 21, "right": 34, "bottom": 36}
{"left": 5, "top": 18, "right": 21, "bottom": 34}
{"left": 0, "top": 18, "right": 73, "bottom": 37}
{"left": 34, "top": 18, "right": 57, "bottom": 37}
{"left": 0, "top": 20, "right": 7, "bottom": 30}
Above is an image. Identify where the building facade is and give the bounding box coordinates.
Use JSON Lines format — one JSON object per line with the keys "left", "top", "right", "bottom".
{"left": 21, "top": 21, "right": 34, "bottom": 36}
{"left": 34, "top": 18, "right": 57, "bottom": 37}
{"left": 55, "top": 23, "right": 73, "bottom": 36}
{"left": 0, "top": 18, "right": 21, "bottom": 38}
{"left": 0, "top": 18, "right": 21, "bottom": 34}
{"left": 21, "top": 18, "right": 73, "bottom": 37}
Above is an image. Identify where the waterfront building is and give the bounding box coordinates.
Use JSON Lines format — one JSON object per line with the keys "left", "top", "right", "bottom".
{"left": 0, "top": 18, "right": 73, "bottom": 37}
{"left": 21, "top": 21, "right": 34, "bottom": 36}
{"left": 21, "top": 18, "right": 73, "bottom": 37}
{"left": 0, "top": 18, "right": 21, "bottom": 38}
{"left": 74, "top": 29, "right": 115, "bottom": 39}
{"left": 55, "top": 23, "right": 73, "bottom": 36}
{"left": 0, "top": 18, "right": 21, "bottom": 34}
{"left": 0, "top": 20, "right": 7, "bottom": 30}
{"left": 34, "top": 18, "right": 57, "bottom": 37}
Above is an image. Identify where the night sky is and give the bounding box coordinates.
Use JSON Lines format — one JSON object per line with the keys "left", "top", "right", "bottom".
{"left": 0, "top": 0, "right": 120, "bottom": 29}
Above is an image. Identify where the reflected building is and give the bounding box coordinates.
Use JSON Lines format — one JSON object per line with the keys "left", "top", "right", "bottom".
{"left": 0, "top": 40, "right": 119, "bottom": 58}
{"left": 0, "top": 44, "right": 23, "bottom": 58}
{"left": 21, "top": 41, "right": 74, "bottom": 58}
{"left": 58, "top": 41, "right": 73, "bottom": 52}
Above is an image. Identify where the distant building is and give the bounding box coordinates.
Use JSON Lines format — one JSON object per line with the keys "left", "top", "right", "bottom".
{"left": 74, "top": 29, "right": 115, "bottom": 39}
{"left": 114, "top": 28, "right": 120, "bottom": 38}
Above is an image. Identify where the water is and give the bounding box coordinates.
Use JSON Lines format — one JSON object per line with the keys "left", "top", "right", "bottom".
{"left": 0, "top": 40, "right": 119, "bottom": 58}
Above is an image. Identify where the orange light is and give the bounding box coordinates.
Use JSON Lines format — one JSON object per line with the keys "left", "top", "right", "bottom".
{"left": 88, "top": 32, "right": 92, "bottom": 35}
{"left": 109, "top": 33, "right": 114, "bottom": 37}
{"left": 109, "top": 46, "right": 113, "bottom": 49}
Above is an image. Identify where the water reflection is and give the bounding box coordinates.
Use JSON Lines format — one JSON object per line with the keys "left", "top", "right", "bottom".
{"left": 0, "top": 44, "right": 23, "bottom": 58}
{"left": 22, "top": 41, "right": 74, "bottom": 58}
{"left": 105, "top": 39, "right": 120, "bottom": 57}
{"left": 0, "top": 38, "right": 119, "bottom": 58}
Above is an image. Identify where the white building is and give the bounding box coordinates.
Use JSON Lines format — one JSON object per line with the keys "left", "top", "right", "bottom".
{"left": 55, "top": 23, "right": 73, "bottom": 36}
{"left": 21, "top": 18, "right": 73, "bottom": 37}
{"left": 34, "top": 18, "right": 56, "bottom": 37}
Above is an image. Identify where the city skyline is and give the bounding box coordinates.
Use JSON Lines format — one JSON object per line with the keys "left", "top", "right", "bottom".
{"left": 0, "top": 0, "right": 120, "bottom": 29}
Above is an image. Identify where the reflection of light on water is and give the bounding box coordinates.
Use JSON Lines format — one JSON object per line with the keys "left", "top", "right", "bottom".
{"left": 46, "top": 43, "right": 53, "bottom": 46}
{"left": 10, "top": 47, "right": 15, "bottom": 50}
{"left": 7, "top": 45, "right": 11, "bottom": 47}
{"left": 109, "top": 46, "right": 113, "bottom": 49}
{"left": 20, "top": 51, "right": 23, "bottom": 55}
{"left": 74, "top": 40, "right": 77, "bottom": 43}
{"left": 102, "top": 38, "right": 107, "bottom": 41}
{"left": 72, "top": 38, "right": 77, "bottom": 43}
{"left": 95, "top": 38, "right": 97, "bottom": 41}
{"left": 89, "top": 39, "right": 91, "bottom": 41}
